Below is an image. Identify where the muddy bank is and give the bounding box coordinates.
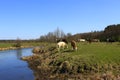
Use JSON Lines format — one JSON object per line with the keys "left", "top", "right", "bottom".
{"left": 22, "top": 47, "right": 120, "bottom": 80}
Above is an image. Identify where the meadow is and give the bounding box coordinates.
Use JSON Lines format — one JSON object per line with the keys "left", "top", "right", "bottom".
{"left": 20, "top": 42, "right": 120, "bottom": 79}
{"left": 1, "top": 41, "right": 120, "bottom": 79}
{"left": 52, "top": 42, "right": 120, "bottom": 75}
{"left": 0, "top": 42, "right": 14, "bottom": 48}
{"left": 0, "top": 42, "right": 49, "bottom": 49}
{"left": 1, "top": 41, "right": 120, "bottom": 73}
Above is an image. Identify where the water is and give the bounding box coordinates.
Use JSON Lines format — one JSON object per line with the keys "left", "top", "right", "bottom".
{"left": 0, "top": 48, "right": 34, "bottom": 80}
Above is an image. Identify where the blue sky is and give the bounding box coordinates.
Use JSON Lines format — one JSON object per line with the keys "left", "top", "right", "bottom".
{"left": 0, "top": 0, "right": 120, "bottom": 40}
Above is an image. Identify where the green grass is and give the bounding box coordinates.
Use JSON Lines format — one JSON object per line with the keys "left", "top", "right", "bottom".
{"left": 1, "top": 41, "right": 120, "bottom": 74}
{"left": 0, "top": 42, "right": 14, "bottom": 48}
{"left": 0, "top": 42, "right": 50, "bottom": 48}
{"left": 22, "top": 42, "right": 120, "bottom": 80}
{"left": 53, "top": 42, "right": 120, "bottom": 74}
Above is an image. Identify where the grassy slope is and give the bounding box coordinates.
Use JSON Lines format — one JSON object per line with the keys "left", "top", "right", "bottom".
{"left": 55, "top": 42, "right": 120, "bottom": 74}
{"left": 21, "top": 42, "right": 120, "bottom": 79}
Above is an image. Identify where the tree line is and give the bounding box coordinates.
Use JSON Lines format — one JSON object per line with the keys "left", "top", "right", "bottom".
{"left": 38, "top": 24, "right": 120, "bottom": 42}
{"left": 37, "top": 27, "right": 73, "bottom": 42}
{"left": 0, "top": 24, "right": 120, "bottom": 43}
{"left": 74, "top": 24, "right": 120, "bottom": 42}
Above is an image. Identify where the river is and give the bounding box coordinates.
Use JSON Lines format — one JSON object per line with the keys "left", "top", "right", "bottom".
{"left": 0, "top": 48, "right": 34, "bottom": 80}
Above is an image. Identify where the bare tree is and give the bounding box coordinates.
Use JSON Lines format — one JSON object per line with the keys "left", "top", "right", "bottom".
{"left": 14, "top": 37, "right": 21, "bottom": 47}
{"left": 54, "top": 27, "right": 65, "bottom": 38}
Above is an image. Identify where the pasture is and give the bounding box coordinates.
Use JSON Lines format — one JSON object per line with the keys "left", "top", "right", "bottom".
{"left": 21, "top": 42, "right": 120, "bottom": 79}
{"left": 53, "top": 42, "right": 120, "bottom": 74}
{"left": 0, "top": 42, "right": 48, "bottom": 48}
{"left": 0, "top": 42, "right": 14, "bottom": 48}
{"left": 1, "top": 41, "right": 120, "bottom": 76}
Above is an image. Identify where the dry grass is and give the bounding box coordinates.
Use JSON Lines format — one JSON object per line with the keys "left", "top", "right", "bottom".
{"left": 22, "top": 42, "right": 120, "bottom": 80}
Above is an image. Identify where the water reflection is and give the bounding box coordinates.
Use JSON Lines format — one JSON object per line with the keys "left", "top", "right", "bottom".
{"left": 16, "top": 48, "right": 22, "bottom": 59}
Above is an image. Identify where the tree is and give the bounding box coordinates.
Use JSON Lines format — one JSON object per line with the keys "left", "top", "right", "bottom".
{"left": 14, "top": 37, "right": 21, "bottom": 47}
{"left": 104, "top": 24, "right": 120, "bottom": 41}
{"left": 54, "top": 27, "right": 61, "bottom": 38}
{"left": 38, "top": 27, "right": 66, "bottom": 42}
{"left": 54, "top": 27, "right": 65, "bottom": 38}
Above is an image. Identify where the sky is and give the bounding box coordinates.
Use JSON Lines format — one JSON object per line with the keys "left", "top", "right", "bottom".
{"left": 0, "top": 0, "right": 120, "bottom": 40}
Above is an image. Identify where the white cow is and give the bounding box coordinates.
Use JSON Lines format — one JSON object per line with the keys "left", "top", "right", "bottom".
{"left": 57, "top": 41, "right": 68, "bottom": 51}
{"left": 78, "top": 39, "right": 86, "bottom": 42}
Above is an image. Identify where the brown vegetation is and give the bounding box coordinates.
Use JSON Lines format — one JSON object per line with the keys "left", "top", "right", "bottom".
{"left": 21, "top": 44, "right": 120, "bottom": 80}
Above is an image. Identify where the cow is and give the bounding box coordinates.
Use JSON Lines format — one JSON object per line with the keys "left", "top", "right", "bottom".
{"left": 78, "top": 39, "right": 86, "bottom": 42}
{"left": 107, "top": 38, "right": 115, "bottom": 43}
{"left": 71, "top": 40, "right": 77, "bottom": 50}
{"left": 57, "top": 39, "right": 68, "bottom": 51}
{"left": 92, "top": 39, "right": 100, "bottom": 42}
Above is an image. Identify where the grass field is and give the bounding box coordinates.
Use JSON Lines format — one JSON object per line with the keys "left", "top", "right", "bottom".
{"left": 21, "top": 42, "right": 120, "bottom": 79}
{"left": 0, "top": 42, "right": 14, "bottom": 48}
{"left": 0, "top": 42, "right": 48, "bottom": 48}
{"left": 53, "top": 42, "right": 120, "bottom": 74}
{"left": 1, "top": 41, "right": 120, "bottom": 75}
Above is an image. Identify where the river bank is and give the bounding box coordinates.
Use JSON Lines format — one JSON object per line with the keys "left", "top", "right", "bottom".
{"left": 0, "top": 46, "right": 33, "bottom": 51}
{"left": 0, "top": 42, "right": 50, "bottom": 51}
{"left": 21, "top": 43, "right": 120, "bottom": 80}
